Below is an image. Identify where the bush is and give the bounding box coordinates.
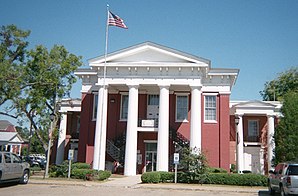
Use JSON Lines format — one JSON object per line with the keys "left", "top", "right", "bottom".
{"left": 207, "top": 167, "right": 228, "bottom": 173}
{"left": 72, "top": 169, "right": 95, "bottom": 179}
{"left": 159, "top": 171, "right": 174, "bottom": 182}
{"left": 206, "top": 173, "right": 267, "bottom": 186}
{"left": 72, "top": 162, "right": 91, "bottom": 170}
{"left": 141, "top": 172, "right": 161, "bottom": 183}
{"left": 49, "top": 161, "right": 110, "bottom": 181}
{"left": 96, "top": 170, "right": 111, "bottom": 181}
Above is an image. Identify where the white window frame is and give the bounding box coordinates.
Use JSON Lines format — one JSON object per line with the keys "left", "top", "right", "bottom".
{"left": 175, "top": 93, "right": 189, "bottom": 122}
{"left": 120, "top": 93, "right": 129, "bottom": 121}
{"left": 204, "top": 94, "right": 217, "bottom": 123}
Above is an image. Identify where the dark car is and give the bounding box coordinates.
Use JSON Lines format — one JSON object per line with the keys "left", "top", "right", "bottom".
{"left": 0, "top": 151, "right": 30, "bottom": 184}
{"left": 23, "top": 156, "right": 40, "bottom": 168}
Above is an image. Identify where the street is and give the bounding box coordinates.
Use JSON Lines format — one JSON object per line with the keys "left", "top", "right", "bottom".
{"left": 0, "top": 182, "right": 271, "bottom": 196}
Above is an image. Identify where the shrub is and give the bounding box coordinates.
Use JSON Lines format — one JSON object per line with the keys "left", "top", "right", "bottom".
{"left": 206, "top": 173, "right": 267, "bottom": 186}
{"left": 72, "top": 168, "right": 95, "bottom": 179}
{"left": 207, "top": 167, "right": 228, "bottom": 173}
{"left": 72, "top": 162, "right": 91, "bottom": 170}
{"left": 141, "top": 172, "right": 161, "bottom": 183}
{"left": 159, "top": 171, "right": 174, "bottom": 182}
{"left": 96, "top": 170, "right": 111, "bottom": 181}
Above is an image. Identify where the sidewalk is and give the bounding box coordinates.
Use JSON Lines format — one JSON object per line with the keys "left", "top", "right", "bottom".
{"left": 29, "top": 175, "right": 267, "bottom": 194}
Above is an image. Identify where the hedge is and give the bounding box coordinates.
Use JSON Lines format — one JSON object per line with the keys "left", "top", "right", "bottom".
{"left": 49, "top": 162, "right": 111, "bottom": 181}
{"left": 141, "top": 171, "right": 267, "bottom": 186}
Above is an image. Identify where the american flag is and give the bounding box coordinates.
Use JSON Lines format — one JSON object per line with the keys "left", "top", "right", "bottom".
{"left": 108, "top": 11, "right": 128, "bottom": 29}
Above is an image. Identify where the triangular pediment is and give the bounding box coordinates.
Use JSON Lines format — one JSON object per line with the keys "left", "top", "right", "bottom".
{"left": 89, "top": 42, "right": 210, "bottom": 66}
{"left": 235, "top": 100, "right": 276, "bottom": 108}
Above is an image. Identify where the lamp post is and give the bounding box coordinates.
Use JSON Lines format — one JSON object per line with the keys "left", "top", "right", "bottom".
{"left": 235, "top": 115, "right": 241, "bottom": 173}
{"left": 44, "top": 112, "right": 55, "bottom": 178}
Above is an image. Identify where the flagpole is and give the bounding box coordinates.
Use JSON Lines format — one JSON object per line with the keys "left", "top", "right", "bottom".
{"left": 97, "top": 4, "right": 109, "bottom": 171}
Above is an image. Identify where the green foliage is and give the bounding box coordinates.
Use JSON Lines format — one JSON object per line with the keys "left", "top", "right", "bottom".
{"left": 141, "top": 172, "right": 161, "bottom": 183}
{"left": 274, "top": 91, "right": 298, "bottom": 164}
{"left": 179, "top": 147, "right": 208, "bottom": 182}
{"left": 72, "top": 162, "right": 91, "bottom": 170}
{"left": 207, "top": 167, "right": 228, "bottom": 173}
{"left": 71, "top": 169, "right": 95, "bottom": 179}
{"left": 159, "top": 171, "right": 174, "bottom": 183}
{"left": 205, "top": 173, "right": 267, "bottom": 186}
{"left": 0, "top": 24, "right": 83, "bottom": 152}
{"left": 49, "top": 161, "right": 110, "bottom": 181}
{"left": 260, "top": 67, "right": 298, "bottom": 101}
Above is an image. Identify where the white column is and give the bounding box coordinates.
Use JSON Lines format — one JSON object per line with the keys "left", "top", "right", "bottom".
{"left": 236, "top": 114, "right": 244, "bottom": 173}
{"left": 157, "top": 85, "right": 170, "bottom": 171}
{"left": 93, "top": 85, "right": 108, "bottom": 170}
{"left": 267, "top": 115, "right": 275, "bottom": 171}
{"left": 124, "top": 85, "right": 139, "bottom": 176}
{"left": 190, "top": 86, "right": 202, "bottom": 152}
{"left": 56, "top": 112, "right": 67, "bottom": 164}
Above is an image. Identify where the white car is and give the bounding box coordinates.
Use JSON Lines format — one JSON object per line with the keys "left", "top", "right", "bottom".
{"left": 268, "top": 162, "right": 298, "bottom": 196}
{"left": 0, "top": 151, "right": 30, "bottom": 184}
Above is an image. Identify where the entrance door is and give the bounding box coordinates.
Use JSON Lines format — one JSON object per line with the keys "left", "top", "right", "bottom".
{"left": 145, "top": 151, "right": 157, "bottom": 172}
{"left": 145, "top": 142, "right": 157, "bottom": 172}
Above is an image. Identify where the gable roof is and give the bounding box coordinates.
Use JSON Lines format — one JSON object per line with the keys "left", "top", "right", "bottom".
{"left": 0, "top": 132, "right": 24, "bottom": 145}
{"left": 88, "top": 42, "right": 211, "bottom": 66}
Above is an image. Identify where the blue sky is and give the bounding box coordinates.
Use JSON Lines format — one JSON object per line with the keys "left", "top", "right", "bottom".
{"left": 2, "top": 0, "right": 298, "bottom": 102}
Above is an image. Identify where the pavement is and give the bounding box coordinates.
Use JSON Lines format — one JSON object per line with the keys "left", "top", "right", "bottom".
{"left": 29, "top": 174, "right": 268, "bottom": 194}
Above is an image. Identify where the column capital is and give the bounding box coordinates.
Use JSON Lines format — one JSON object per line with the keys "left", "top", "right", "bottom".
{"left": 267, "top": 114, "right": 276, "bottom": 118}
{"left": 158, "top": 84, "right": 170, "bottom": 89}
{"left": 127, "top": 84, "right": 139, "bottom": 89}
{"left": 189, "top": 85, "right": 202, "bottom": 90}
{"left": 235, "top": 113, "right": 244, "bottom": 118}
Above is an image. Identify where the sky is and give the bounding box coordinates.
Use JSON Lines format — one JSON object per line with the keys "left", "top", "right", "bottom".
{"left": 1, "top": 0, "right": 298, "bottom": 123}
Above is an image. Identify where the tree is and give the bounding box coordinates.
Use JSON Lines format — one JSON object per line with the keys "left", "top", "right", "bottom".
{"left": 180, "top": 147, "right": 208, "bottom": 183}
{"left": 0, "top": 25, "right": 30, "bottom": 116}
{"left": 260, "top": 67, "right": 298, "bottom": 101}
{"left": 0, "top": 25, "right": 82, "bottom": 153}
{"left": 274, "top": 92, "right": 298, "bottom": 164}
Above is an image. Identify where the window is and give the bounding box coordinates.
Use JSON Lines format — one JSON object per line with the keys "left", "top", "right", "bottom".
{"left": 248, "top": 120, "right": 259, "bottom": 142}
{"left": 120, "top": 94, "right": 129, "bottom": 120}
{"left": 92, "top": 94, "right": 98, "bottom": 120}
{"left": 176, "top": 95, "right": 188, "bottom": 121}
{"left": 204, "top": 96, "right": 216, "bottom": 121}
{"left": 148, "top": 95, "right": 159, "bottom": 105}
{"left": 76, "top": 115, "right": 80, "bottom": 134}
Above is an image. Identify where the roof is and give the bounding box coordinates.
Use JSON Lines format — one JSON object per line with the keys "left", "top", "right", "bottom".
{"left": 0, "top": 120, "right": 13, "bottom": 131}
{"left": 0, "top": 132, "right": 24, "bottom": 145}
{"left": 88, "top": 41, "right": 211, "bottom": 66}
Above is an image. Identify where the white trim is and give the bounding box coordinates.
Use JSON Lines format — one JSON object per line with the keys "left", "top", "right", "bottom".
{"left": 144, "top": 140, "right": 157, "bottom": 143}
{"left": 204, "top": 95, "right": 217, "bottom": 122}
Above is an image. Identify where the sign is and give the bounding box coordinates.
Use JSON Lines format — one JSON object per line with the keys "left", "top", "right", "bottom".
{"left": 68, "top": 149, "right": 74, "bottom": 160}
{"left": 141, "top": 120, "right": 155, "bottom": 127}
{"left": 173, "top": 153, "right": 179, "bottom": 164}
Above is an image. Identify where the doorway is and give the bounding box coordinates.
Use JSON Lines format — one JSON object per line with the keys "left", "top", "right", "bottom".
{"left": 145, "top": 142, "right": 157, "bottom": 172}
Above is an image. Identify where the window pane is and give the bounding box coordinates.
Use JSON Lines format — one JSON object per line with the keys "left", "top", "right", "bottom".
{"left": 248, "top": 120, "right": 258, "bottom": 136}
{"left": 205, "top": 96, "right": 216, "bottom": 121}
{"left": 121, "top": 95, "right": 128, "bottom": 119}
{"left": 148, "top": 95, "right": 159, "bottom": 105}
{"left": 176, "top": 96, "right": 188, "bottom": 121}
{"left": 93, "top": 94, "right": 98, "bottom": 119}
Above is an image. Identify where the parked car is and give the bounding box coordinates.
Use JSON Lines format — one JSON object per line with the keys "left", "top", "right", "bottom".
{"left": 268, "top": 162, "right": 298, "bottom": 195}
{"left": 0, "top": 151, "right": 30, "bottom": 184}
{"left": 22, "top": 156, "right": 40, "bottom": 168}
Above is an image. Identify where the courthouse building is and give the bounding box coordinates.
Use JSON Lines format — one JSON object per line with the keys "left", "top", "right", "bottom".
{"left": 54, "top": 42, "right": 280, "bottom": 175}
